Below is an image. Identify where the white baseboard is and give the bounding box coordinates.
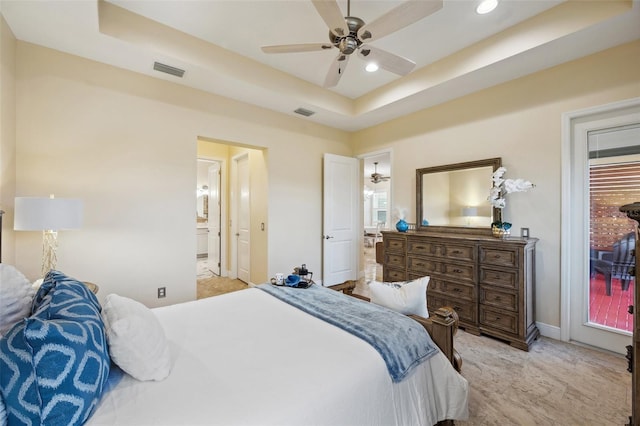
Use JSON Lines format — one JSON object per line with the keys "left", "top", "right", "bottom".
{"left": 536, "top": 321, "right": 561, "bottom": 340}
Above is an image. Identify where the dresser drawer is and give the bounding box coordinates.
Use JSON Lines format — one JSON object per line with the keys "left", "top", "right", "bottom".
{"left": 408, "top": 256, "right": 475, "bottom": 282}
{"left": 444, "top": 244, "right": 476, "bottom": 262}
{"left": 385, "top": 253, "right": 405, "bottom": 268}
{"left": 480, "top": 267, "right": 518, "bottom": 290}
{"left": 480, "top": 246, "right": 519, "bottom": 268}
{"left": 442, "top": 261, "right": 475, "bottom": 283}
{"left": 480, "top": 286, "right": 518, "bottom": 311}
{"left": 426, "top": 278, "right": 475, "bottom": 300}
{"left": 479, "top": 306, "right": 518, "bottom": 334}
{"left": 407, "top": 256, "right": 438, "bottom": 274}
{"left": 429, "top": 295, "right": 476, "bottom": 324}
{"left": 407, "top": 238, "right": 475, "bottom": 261}
{"left": 406, "top": 238, "right": 435, "bottom": 256}
{"left": 384, "top": 236, "right": 406, "bottom": 253}
{"left": 384, "top": 267, "right": 406, "bottom": 282}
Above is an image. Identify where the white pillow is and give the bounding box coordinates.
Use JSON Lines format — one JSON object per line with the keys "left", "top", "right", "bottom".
{"left": 102, "top": 294, "right": 172, "bottom": 381}
{"left": 0, "top": 264, "right": 36, "bottom": 336}
{"left": 369, "top": 276, "right": 430, "bottom": 318}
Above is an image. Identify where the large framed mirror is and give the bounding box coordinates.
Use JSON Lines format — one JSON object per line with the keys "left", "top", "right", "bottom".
{"left": 416, "top": 158, "right": 502, "bottom": 233}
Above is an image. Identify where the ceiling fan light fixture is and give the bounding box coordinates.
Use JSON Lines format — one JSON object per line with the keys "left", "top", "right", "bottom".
{"left": 365, "top": 63, "right": 379, "bottom": 72}
{"left": 476, "top": 0, "right": 498, "bottom": 15}
{"left": 263, "top": 0, "right": 443, "bottom": 87}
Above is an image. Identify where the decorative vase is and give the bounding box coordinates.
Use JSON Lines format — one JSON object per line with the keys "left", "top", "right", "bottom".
{"left": 492, "top": 226, "right": 510, "bottom": 238}
{"left": 396, "top": 219, "right": 409, "bottom": 232}
{"left": 491, "top": 221, "right": 512, "bottom": 238}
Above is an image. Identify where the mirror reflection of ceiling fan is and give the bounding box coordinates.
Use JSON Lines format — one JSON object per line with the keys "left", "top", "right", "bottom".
{"left": 371, "top": 162, "right": 390, "bottom": 184}
{"left": 261, "top": 0, "right": 444, "bottom": 88}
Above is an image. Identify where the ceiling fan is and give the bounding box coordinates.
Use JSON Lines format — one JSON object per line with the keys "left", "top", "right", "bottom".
{"left": 370, "top": 162, "right": 390, "bottom": 184}
{"left": 261, "top": 0, "right": 443, "bottom": 88}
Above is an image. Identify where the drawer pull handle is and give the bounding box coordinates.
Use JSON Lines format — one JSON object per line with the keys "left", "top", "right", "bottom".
{"left": 416, "top": 245, "right": 426, "bottom": 250}
{"left": 495, "top": 296, "right": 501, "bottom": 301}
{"left": 452, "top": 250, "right": 461, "bottom": 254}
{"left": 416, "top": 262, "right": 425, "bottom": 267}
{"left": 495, "top": 316, "right": 501, "bottom": 320}
{"left": 494, "top": 255, "right": 501, "bottom": 259}
{"left": 453, "top": 288, "right": 461, "bottom": 292}
{"left": 453, "top": 268, "right": 463, "bottom": 273}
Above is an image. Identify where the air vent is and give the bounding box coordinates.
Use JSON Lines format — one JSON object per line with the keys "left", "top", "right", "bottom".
{"left": 153, "top": 62, "right": 185, "bottom": 78}
{"left": 294, "top": 108, "right": 315, "bottom": 117}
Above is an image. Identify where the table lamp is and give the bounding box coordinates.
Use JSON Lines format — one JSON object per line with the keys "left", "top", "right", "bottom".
{"left": 462, "top": 206, "right": 478, "bottom": 227}
{"left": 14, "top": 195, "right": 83, "bottom": 277}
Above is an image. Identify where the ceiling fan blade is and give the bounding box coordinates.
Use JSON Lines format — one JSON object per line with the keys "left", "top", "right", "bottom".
{"left": 358, "top": 45, "right": 415, "bottom": 76}
{"left": 311, "top": 0, "right": 349, "bottom": 37}
{"left": 357, "top": 0, "right": 443, "bottom": 43}
{"left": 262, "top": 43, "right": 333, "bottom": 54}
{"left": 323, "top": 54, "right": 350, "bottom": 88}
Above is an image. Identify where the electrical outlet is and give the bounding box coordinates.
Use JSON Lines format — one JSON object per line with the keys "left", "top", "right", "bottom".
{"left": 157, "top": 287, "right": 166, "bottom": 298}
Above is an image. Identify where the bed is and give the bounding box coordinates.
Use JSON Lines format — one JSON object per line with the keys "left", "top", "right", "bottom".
{"left": 0, "top": 273, "right": 468, "bottom": 426}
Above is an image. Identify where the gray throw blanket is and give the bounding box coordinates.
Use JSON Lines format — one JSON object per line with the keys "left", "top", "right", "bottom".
{"left": 258, "top": 283, "right": 438, "bottom": 382}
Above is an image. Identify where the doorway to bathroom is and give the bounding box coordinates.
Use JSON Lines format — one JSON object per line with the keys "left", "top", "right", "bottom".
{"left": 197, "top": 158, "right": 222, "bottom": 278}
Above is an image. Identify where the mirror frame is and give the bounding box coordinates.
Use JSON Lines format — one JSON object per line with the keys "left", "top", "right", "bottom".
{"left": 416, "top": 157, "right": 502, "bottom": 234}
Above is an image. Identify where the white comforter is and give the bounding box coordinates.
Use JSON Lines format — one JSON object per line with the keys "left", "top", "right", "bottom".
{"left": 88, "top": 288, "right": 468, "bottom": 425}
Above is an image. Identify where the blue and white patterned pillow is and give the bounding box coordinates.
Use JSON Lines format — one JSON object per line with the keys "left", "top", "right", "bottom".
{"left": 32, "top": 270, "right": 101, "bottom": 316}
{"left": 0, "top": 390, "right": 7, "bottom": 426}
{"left": 0, "top": 271, "right": 110, "bottom": 426}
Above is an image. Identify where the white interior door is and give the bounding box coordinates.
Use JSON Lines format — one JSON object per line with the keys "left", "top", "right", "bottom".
{"left": 236, "top": 154, "right": 250, "bottom": 283}
{"left": 207, "top": 162, "right": 221, "bottom": 276}
{"left": 322, "top": 153, "right": 359, "bottom": 286}
{"left": 563, "top": 99, "right": 640, "bottom": 354}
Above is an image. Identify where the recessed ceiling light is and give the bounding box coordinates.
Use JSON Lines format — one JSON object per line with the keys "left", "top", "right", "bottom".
{"left": 476, "top": 0, "right": 498, "bottom": 14}
{"left": 365, "top": 63, "right": 379, "bottom": 72}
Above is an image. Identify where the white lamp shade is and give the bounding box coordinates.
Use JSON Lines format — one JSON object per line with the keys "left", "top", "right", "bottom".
{"left": 462, "top": 207, "right": 478, "bottom": 217}
{"left": 14, "top": 197, "right": 83, "bottom": 231}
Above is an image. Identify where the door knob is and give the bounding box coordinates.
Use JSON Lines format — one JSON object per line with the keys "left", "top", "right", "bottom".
{"left": 324, "top": 235, "right": 334, "bottom": 240}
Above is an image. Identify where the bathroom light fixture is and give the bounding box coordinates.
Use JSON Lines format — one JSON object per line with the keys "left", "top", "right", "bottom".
{"left": 14, "top": 195, "right": 83, "bottom": 277}
{"left": 476, "top": 0, "right": 498, "bottom": 14}
{"left": 365, "top": 63, "right": 379, "bottom": 72}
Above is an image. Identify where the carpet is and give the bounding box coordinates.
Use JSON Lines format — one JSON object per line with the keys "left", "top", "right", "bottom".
{"left": 197, "top": 276, "right": 248, "bottom": 299}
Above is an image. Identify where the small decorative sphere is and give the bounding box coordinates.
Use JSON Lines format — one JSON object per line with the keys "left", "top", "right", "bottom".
{"left": 396, "top": 219, "right": 409, "bottom": 232}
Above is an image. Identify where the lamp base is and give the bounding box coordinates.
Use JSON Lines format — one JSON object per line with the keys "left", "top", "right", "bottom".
{"left": 42, "top": 230, "right": 58, "bottom": 277}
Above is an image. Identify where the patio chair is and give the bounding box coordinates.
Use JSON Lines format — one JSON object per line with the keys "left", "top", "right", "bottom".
{"left": 591, "top": 232, "right": 635, "bottom": 296}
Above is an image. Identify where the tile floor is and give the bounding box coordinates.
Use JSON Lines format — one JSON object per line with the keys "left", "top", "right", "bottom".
{"left": 590, "top": 275, "right": 635, "bottom": 332}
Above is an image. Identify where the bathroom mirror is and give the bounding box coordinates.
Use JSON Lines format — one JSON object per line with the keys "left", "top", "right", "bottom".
{"left": 416, "top": 158, "right": 502, "bottom": 233}
{"left": 197, "top": 191, "right": 208, "bottom": 223}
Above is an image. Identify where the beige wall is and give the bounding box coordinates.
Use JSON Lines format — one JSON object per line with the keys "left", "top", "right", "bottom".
{"left": 352, "top": 40, "right": 640, "bottom": 330}
{"left": 0, "top": 16, "right": 16, "bottom": 264}
{"left": 5, "top": 28, "right": 640, "bottom": 332}
{"left": 13, "top": 42, "right": 351, "bottom": 306}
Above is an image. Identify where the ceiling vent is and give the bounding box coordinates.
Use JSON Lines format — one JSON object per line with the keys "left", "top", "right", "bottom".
{"left": 294, "top": 107, "right": 315, "bottom": 117}
{"left": 153, "top": 62, "right": 185, "bottom": 78}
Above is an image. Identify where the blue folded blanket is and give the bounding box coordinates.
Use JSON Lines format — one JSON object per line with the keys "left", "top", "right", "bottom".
{"left": 258, "top": 283, "right": 438, "bottom": 382}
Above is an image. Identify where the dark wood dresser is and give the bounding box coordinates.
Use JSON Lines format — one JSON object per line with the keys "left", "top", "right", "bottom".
{"left": 381, "top": 230, "right": 539, "bottom": 351}
{"left": 620, "top": 203, "right": 639, "bottom": 426}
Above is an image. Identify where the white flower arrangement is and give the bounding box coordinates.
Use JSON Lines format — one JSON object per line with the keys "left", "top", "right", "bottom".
{"left": 488, "top": 167, "right": 534, "bottom": 210}
{"left": 488, "top": 167, "right": 534, "bottom": 234}
{"left": 394, "top": 207, "right": 407, "bottom": 221}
